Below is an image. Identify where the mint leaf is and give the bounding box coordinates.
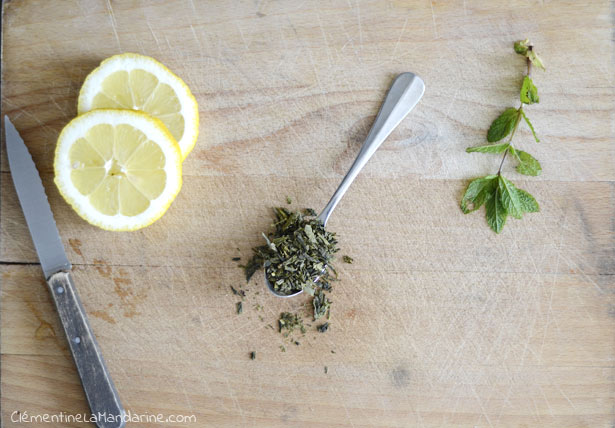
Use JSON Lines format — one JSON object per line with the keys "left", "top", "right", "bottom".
{"left": 514, "top": 39, "right": 545, "bottom": 71}
{"left": 466, "top": 142, "right": 509, "bottom": 154}
{"left": 487, "top": 108, "right": 518, "bottom": 142}
{"left": 498, "top": 176, "right": 524, "bottom": 219}
{"left": 486, "top": 188, "right": 507, "bottom": 233}
{"left": 461, "top": 176, "right": 497, "bottom": 213}
{"left": 520, "top": 76, "right": 539, "bottom": 104}
{"left": 516, "top": 188, "right": 539, "bottom": 213}
{"left": 514, "top": 39, "right": 530, "bottom": 55}
{"left": 520, "top": 109, "right": 539, "bottom": 142}
{"left": 527, "top": 50, "right": 546, "bottom": 71}
{"left": 515, "top": 150, "right": 542, "bottom": 176}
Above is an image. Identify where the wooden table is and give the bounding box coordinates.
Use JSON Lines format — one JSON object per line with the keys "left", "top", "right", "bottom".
{"left": 2, "top": 1, "right": 613, "bottom": 426}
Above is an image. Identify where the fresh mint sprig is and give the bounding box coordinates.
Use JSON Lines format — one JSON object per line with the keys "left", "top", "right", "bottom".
{"left": 461, "top": 39, "right": 545, "bottom": 233}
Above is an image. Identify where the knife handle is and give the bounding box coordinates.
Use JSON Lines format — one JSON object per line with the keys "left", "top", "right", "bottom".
{"left": 47, "top": 271, "right": 126, "bottom": 428}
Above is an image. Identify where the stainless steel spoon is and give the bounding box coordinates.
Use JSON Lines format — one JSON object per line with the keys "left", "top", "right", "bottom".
{"left": 266, "top": 72, "right": 425, "bottom": 298}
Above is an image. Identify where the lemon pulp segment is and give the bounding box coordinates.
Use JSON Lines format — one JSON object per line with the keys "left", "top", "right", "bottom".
{"left": 69, "top": 123, "right": 167, "bottom": 216}
{"left": 91, "top": 70, "right": 186, "bottom": 148}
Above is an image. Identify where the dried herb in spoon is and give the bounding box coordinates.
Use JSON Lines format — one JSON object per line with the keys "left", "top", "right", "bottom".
{"left": 243, "top": 207, "right": 339, "bottom": 296}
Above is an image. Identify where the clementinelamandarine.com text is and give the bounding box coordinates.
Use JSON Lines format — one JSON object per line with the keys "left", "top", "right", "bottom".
{"left": 11, "top": 410, "right": 197, "bottom": 424}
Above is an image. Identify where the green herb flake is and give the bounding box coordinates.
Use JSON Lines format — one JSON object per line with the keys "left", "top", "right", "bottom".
{"left": 236, "top": 302, "right": 243, "bottom": 315}
{"left": 317, "top": 322, "right": 330, "bottom": 333}
{"left": 232, "top": 257, "right": 241, "bottom": 261}
{"left": 286, "top": 196, "right": 292, "bottom": 204}
{"left": 313, "top": 290, "right": 331, "bottom": 321}
{"left": 342, "top": 255, "right": 354, "bottom": 264}
{"left": 250, "top": 351, "right": 256, "bottom": 360}
{"left": 278, "top": 312, "right": 306, "bottom": 336}
{"left": 230, "top": 286, "right": 246, "bottom": 298}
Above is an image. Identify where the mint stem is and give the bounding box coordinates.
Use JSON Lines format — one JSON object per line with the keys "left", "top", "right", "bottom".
{"left": 497, "top": 108, "right": 522, "bottom": 175}
{"left": 497, "top": 49, "right": 533, "bottom": 176}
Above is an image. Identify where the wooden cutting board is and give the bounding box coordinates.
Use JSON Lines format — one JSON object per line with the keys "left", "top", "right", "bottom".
{"left": 2, "top": 1, "right": 613, "bottom": 427}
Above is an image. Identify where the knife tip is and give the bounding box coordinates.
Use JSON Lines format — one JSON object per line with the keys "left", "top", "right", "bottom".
{"left": 4, "top": 115, "right": 14, "bottom": 129}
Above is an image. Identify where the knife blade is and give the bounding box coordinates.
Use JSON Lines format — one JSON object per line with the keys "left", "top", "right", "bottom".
{"left": 4, "top": 116, "right": 71, "bottom": 279}
{"left": 4, "top": 116, "right": 125, "bottom": 428}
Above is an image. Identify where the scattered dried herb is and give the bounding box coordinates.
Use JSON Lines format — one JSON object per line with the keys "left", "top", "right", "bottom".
{"left": 286, "top": 196, "right": 292, "bottom": 204}
{"left": 280, "top": 345, "right": 286, "bottom": 352}
{"left": 236, "top": 301, "right": 243, "bottom": 315}
{"left": 232, "top": 257, "right": 241, "bottom": 261}
{"left": 342, "top": 255, "right": 353, "bottom": 264}
{"left": 462, "top": 39, "right": 543, "bottom": 233}
{"left": 303, "top": 208, "right": 317, "bottom": 216}
{"left": 313, "top": 290, "right": 331, "bottom": 320}
{"left": 324, "top": 366, "right": 328, "bottom": 374}
{"left": 244, "top": 207, "right": 339, "bottom": 296}
{"left": 250, "top": 351, "right": 256, "bottom": 360}
{"left": 317, "top": 322, "right": 329, "bottom": 333}
{"left": 278, "top": 312, "right": 306, "bottom": 336}
{"left": 230, "top": 286, "right": 246, "bottom": 298}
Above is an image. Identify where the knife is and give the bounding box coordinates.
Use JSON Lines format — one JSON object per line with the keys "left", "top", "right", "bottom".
{"left": 4, "top": 116, "right": 125, "bottom": 428}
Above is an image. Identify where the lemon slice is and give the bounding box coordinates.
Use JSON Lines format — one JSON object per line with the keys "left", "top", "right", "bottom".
{"left": 54, "top": 109, "right": 182, "bottom": 231}
{"left": 77, "top": 53, "right": 199, "bottom": 160}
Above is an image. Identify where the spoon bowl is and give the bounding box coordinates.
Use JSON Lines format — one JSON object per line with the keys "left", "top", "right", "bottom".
{"left": 265, "top": 72, "right": 425, "bottom": 298}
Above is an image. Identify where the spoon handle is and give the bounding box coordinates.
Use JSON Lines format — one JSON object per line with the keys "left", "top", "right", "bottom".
{"left": 317, "top": 72, "right": 425, "bottom": 225}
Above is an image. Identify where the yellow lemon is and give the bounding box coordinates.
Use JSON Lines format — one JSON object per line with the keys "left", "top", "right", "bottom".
{"left": 78, "top": 53, "right": 199, "bottom": 160}
{"left": 54, "top": 109, "right": 182, "bottom": 231}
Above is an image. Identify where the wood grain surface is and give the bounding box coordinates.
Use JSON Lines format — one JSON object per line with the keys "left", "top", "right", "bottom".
{"left": 1, "top": 0, "right": 614, "bottom": 427}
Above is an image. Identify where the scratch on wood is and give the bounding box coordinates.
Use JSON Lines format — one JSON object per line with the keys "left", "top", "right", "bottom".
{"left": 187, "top": 0, "right": 196, "bottom": 15}
{"left": 391, "top": 16, "right": 409, "bottom": 60}
{"left": 235, "top": 22, "right": 249, "bottom": 51}
{"left": 105, "top": 0, "right": 122, "bottom": 51}
{"left": 146, "top": 21, "right": 162, "bottom": 52}
{"left": 316, "top": 13, "right": 332, "bottom": 68}
{"left": 356, "top": 0, "right": 363, "bottom": 46}
{"left": 556, "top": 384, "right": 577, "bottom": 410}
{"left": 470, "top": 384, "right": 494, "bottom": 428}
{"left": 429, "top": 0, "right": 438, "bottom": 39}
